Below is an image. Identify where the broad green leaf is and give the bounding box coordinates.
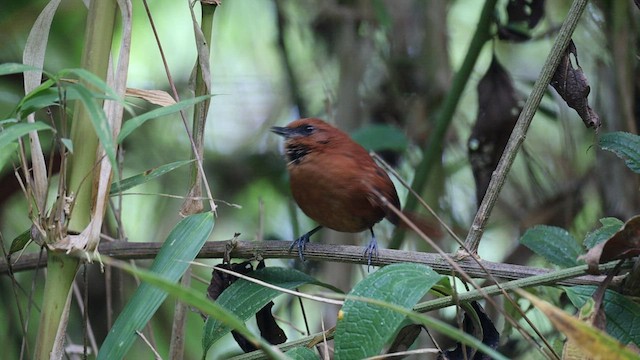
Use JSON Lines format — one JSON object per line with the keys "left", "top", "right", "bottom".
{"left": 520, "top": 225, "right": 584, "bottom": 267}
{"left": 68, "top": 82, "right": 119, "bottom": 178}
{"left": 350, "top": 124, "right": 408, "bottom": 152}
{"left": 0, "top": 141, "right": 18, "bottom": 172}
{"left": 584, "top": 217, "right": 624, "bottom": 249}
{"left": 118, "top": 95, "right": 214, "bottom": 143}
{"left": 565, "top": 285, "right": 640, "bottom": 346}
{"left": 102, "top": 252, "right": 285, "bottom": 360}
{"left": 203, "top": 267, "right": 336, "bottom": 356}
{"left": 9, "top": 229, "right": 31, "bottom": 255}
{"left": 110, "top": 160, "right": 194, "bottom": 195}
{"left": 599, "top": 131, "right": 640, "bottom": 174}
{"left": 0, "top": 121, "right": 52, "bottom": 149}
{"left": 285, "top": 347, "right": 318, "bottom": 359}
{"left": 98, "top": 212, "right": 214, "bottom": 360}
{"left": 334, "top": 263, "right": 443, "bottom": 359}
{"left": 0, "top": 63, "right": 40, "bottom": 76}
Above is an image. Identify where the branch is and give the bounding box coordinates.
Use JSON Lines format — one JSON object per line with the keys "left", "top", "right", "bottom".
{"left": 464, "top": 0, "right": 590, "bottom": 253}
{"left": 1, "top": 240, "right": 623, "bottom": 287}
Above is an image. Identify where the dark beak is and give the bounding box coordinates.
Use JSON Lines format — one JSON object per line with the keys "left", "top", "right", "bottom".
{"left": 270, "top": 126, "right": 293, "bottom": 138}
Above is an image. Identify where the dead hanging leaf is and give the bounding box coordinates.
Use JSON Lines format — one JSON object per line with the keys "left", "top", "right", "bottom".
{"left": 125, "top": 88, "right": 176, "bottom": 106}
{"left": 498, "top": 0, "right": 546, "bottom": 41}
{"left": 439, "top": 301, "right": 500, "bottom": 360}
{"left": 387, "top": 324, "right": 424, "bottom": 355}
{"left": 207, "top": 260, "right": 287, "bottom": 353}
{"left": 579, "top": 215, "right": 640, "bottom": 274}
{"left": 550, "top": 40, "right": 601, "bottom": 129}
{"left": 468, "top": 56, "right": 521, "bottom": 205}
{"left": 517, "top": 289, "right": 640, "bottom": 360}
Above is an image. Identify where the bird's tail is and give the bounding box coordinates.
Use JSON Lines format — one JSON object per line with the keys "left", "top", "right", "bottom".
{"left": 396, "top": 211, "right": 443, "bottom": 239}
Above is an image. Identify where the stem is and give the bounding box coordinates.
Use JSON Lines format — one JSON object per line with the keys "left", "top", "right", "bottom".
{"left": 35, "top": 1, "right": 118, "bottom": 359}
{"left": 463, "top": 0, "right": 589, "bottom": 253}
{"left": 390, "top": 0, "right": 498, "bottom": 249}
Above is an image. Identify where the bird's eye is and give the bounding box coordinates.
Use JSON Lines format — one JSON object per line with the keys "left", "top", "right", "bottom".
{"left": 301, "top": 125, "right": 315, "bottom": 134}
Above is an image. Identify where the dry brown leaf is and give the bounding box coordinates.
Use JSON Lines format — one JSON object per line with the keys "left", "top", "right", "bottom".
{"left": 550, "top": 40, "right": 601, "bottom": 129}
{"left": 468, "top": 56, "right": 521, "bottom": 205}
{"left": 517, "top": 289, "right": 639, "bottom": 360}
{"left": 126, "top": 88, "right": 176, "bottom": 106}
{"left": 580, "top": 215, "right": 640, "bottom": 274}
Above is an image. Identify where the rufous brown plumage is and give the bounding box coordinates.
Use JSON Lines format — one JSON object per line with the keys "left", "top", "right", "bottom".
{"left": 272, "top": 118, "right": 430, "bottom": 265}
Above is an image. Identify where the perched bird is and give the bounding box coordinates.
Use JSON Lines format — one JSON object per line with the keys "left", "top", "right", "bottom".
{"left": 272, "top": 118, "right": 433, "bottom": 265}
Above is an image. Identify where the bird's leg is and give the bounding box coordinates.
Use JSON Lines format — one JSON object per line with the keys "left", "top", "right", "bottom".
{"left": 364, "top": 228, "right": 378, "bottom": 270}
{"left": 289, "top": 226, "right": 322, "bottom": 261}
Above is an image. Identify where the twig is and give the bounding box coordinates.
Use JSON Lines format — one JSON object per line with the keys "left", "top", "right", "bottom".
{"left": 464, "top": 0, "right": 590, "bottom": 253}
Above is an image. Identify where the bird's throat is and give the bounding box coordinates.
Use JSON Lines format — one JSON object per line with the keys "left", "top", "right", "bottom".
{"left": 286, "top": 143, "right": 310, "bottom": 164}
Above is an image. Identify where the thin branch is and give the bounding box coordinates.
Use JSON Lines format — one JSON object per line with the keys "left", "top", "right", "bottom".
{"left": 1, "top": 240, "right": 627, "bottom": 288}
{"left": 463, "top": 0, "right": 590, "bottom": 253}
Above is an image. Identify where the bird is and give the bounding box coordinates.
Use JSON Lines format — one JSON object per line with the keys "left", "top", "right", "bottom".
{"left": 271, "top": 118, "right": 435, "bottom": 266}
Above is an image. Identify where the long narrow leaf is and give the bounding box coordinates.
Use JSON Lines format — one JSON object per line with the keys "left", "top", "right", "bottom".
{"left": 110, "top": 160, "right": 194, "bottom": 195}
{"left": 102, "top": 256, "right": 286, "bottom": 359}
{"left": 97, "top": 212, "right": 214, "bottom": 359}
{"left": 68, "top": 82, "right": 119, "bottom": 178}
{"left": 0, "top": 121, "right": 52, "bottom": 149}
{"left": 118, "top": 95, "right": 213, "bottom": 143}
{"left": 0, "top": 63, "right": 40, "bottom": 76}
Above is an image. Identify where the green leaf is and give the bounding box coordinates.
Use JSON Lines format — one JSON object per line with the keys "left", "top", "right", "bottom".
{"left": 9, "top": 229, "right": 32, "bottom": 255}
{"left": 0, "top": 121, "right": 52, "bottom": 149}
{"left": 203, "top": 267, "right": 335, "bottom": 356}
{"left": 350, "top": 124, "right": 408, "bottom": 152}
{"left": 520, "top": 225, "right": 583, "bottom": 267}
{"left": 103, "top": 251, "right": 285, "bottom": 360}
{"left": 334, "top": 263, "right": 443, "bottom": 359}
{"left": 118, "top": 95, "right": 214, "bottom": 143}
{"left": 68, "top": 82, "right": 119, "bottom": 178}
{"left": 60, "top": 138, "right": 73, "bottom": 153}
{"left": 98, "top": 212, "right": 214, "bottom": 360}
{"left": 110, "top": 160, "right": 194, "bottom": 195}
{"left": 599, "top": 131, "right": 640, "bottom": 174}
{"left": 583, "top": 217, "right": 624, "bottom": 249}
{"left": 15, "top": 78, "right": 56, "bottom": 116}
{"left": 61, "top": 68, "right": 123, "bottom": 105}
{"left": 0, "top": 141, "right": 18, "bottom": 172}
{"left": 565, "top": 285, "right": 640, "bottom": 346}
{"left": 0, "top": 63, "right": 40, "bottom": 76}
{"left": 285, "top": 347, "right": 318, "bottom": 359}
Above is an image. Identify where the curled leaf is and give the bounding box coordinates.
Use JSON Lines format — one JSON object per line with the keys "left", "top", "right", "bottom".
{"left": 579, "top": 215, "right": 640, "bottom": 274}
{"left": 550, "top": 40, "right": 601, "bottom": 129}
{"left": 440, "top": 302, "right": 500, "bottom": 360}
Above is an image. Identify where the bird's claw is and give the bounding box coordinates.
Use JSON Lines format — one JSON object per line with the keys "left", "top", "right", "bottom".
{"left": 364, "top": 238, "right": 379, "bottom": 271}
{"left": 289, "top": 235, "right": 310, "bottom": 261}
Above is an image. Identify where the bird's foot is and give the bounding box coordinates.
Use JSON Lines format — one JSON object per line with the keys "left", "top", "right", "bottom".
{"left": 289, "top": 234, "right": 310, "bottom": 261}
{"left": 363, "top": 237, "right": 379, "bottom": 271}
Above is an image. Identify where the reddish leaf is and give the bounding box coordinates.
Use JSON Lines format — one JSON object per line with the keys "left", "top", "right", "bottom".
{"left": 580, "top": 215, "right": 640, "bottom": 274}
{"left": 549, "top": 40, "right": 601, "bottom": 129}
{"left": 468, "top": 56, "right": 521, "bottom": 205}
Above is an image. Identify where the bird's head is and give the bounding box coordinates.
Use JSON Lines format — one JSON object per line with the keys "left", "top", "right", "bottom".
{"left": 271, "top": 118, "right": 347, "bottom": 164}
